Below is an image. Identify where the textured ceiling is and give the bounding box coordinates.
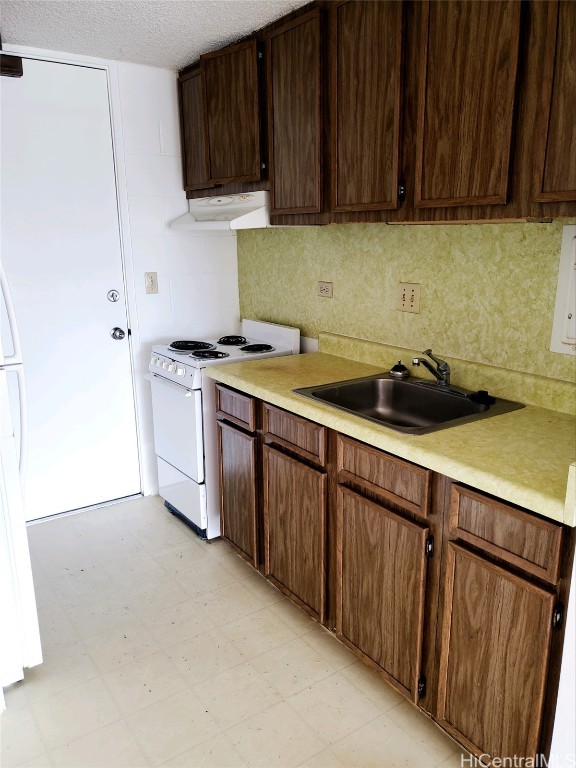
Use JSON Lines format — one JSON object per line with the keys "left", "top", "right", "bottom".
{"left": 0, "top": 0, "right": 310, "bottom": 70}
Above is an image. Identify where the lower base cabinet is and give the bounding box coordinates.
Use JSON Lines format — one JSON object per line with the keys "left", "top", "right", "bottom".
{"left": 217, "top": 421, "right": 258, "bottom": 566}
{"left": 263, "top": 445, "right": 326, "bottom": 621}
{"left": 336, "top": 485, "right": 430, "bottom": 702}
{"left": 215, "top": 388, "right": 573, "bottom": 764}
{"left": 437, "top": 543, "right": 556, "bottom": 760}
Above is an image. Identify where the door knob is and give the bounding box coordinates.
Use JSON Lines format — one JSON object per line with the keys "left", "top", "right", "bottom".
{"left": 110, "top": 327, "right": 125, "bottom": 340}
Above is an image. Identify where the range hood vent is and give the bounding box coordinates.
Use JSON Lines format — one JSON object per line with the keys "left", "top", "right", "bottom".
{"left": 170, "top": 191, "right": 271, "bottom": 231}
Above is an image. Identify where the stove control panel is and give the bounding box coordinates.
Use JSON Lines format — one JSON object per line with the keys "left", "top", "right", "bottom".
{"left": 148, "top": 352, "right": 202, "bottom": 389}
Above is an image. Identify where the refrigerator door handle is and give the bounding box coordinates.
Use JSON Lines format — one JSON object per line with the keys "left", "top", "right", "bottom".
{"left": 0, "top": 262, "right": 23, "bottom": 365}
{"left": 14, "top": 366, "right": 28, "bottom": 486}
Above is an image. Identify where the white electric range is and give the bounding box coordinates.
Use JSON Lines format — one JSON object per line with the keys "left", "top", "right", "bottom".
{"left": 147, "top": 319, "right": 300, "bottom": 539}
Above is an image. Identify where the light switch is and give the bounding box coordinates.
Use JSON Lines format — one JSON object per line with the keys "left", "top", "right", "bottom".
{"left": 145, "top": 272, "right": 158, "bottom": 295}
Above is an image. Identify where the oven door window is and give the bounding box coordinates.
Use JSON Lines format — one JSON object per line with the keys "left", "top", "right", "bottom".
{"left": 150, "top": 376, "right": 204, "bottom": 483}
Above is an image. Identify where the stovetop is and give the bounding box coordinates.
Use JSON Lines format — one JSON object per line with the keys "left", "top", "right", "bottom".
{"left": 148, "top": 321, "right": 299, "bottom": 387}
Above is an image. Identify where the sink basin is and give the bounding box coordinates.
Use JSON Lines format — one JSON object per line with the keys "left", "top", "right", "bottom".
{"left": 293, "top": 374, "right": 524, "bottom": 435}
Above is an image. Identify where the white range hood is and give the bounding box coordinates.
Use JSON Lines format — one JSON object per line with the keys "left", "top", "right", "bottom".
{"left": 170, "top": 191, "right": 271, "bottom": 231}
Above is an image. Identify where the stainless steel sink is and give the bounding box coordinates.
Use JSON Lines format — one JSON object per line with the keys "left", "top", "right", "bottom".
{"left": 293, "top": 374, "right": 524, "bottom": 435}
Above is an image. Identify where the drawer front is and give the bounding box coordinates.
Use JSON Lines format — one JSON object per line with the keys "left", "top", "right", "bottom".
{"left": 449, "top": 485, "right": 563, "bottom": 584}
{"left": 216, "top": 384, "right": 256, "bottom": 432}
{"left": 337, "top": 435, "right": 431, "bottom": 518}
{"left": 263, "top": 403, "right": 326, "bottom": 466}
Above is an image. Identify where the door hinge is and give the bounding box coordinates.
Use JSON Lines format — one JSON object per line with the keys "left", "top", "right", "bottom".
{"left": 552, "top": 603, "right": 564, "bottom": 630}
{"left": 398, "top": 182, "right": 406, "bottom": 203}
{"left": 417, "top": 675, "right": 427, "bottom": 698}
{"left": 425, "top": 535, "right": 434, "bottom": 559}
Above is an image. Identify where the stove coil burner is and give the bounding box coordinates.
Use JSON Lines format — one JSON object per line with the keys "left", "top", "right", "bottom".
{"left": 240, "top": 343, "right": 275, "bottom": 353}
{"left": 169, "top": 340, "right": 215, "bottom": 352}
{"left": 218, "top": 335, "right": 247, "bottom": 346}
{"left": 191, "top": 350, "right": 230, "bottom": 360}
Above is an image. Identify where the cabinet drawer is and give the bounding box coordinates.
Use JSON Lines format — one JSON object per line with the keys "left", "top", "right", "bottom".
{"left": 263, "top": 403, "right": 326, "bottom": 466}
{"left": 216, "top": 384, "right": 256, "bottom": 432}
{"left": 449, "top": 485, "right": 563, "bottom": 584}
{"left": 337, "top": 435, "right": 431, "bottom": 518}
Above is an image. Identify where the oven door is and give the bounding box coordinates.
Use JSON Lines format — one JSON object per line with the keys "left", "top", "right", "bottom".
{"left": 149, "top": 374, "right": 204, "bottom": 483}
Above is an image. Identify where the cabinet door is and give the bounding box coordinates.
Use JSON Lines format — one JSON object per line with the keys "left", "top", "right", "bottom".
{"left": 336, "top": 486, "right": 429, "bottom": 702}
{"left": 266, "top": 10, "right": 323, "bottom": 215}
{"left": 202, "top": 40, "right": 261, "bottom": 185}
{"left": 533, "top": 0, "right": 576, "bottom": 202}
{"left": 218, "top": 422, "right": 258, "bottom": 567}
{"left": 331, "top": 0, "right": 403, "bottom": 211}
{"left": 437, "top": 543, "right": 555, "bottom": 760}
{"left": 178, "top": 69, "right": 212, "bottom": 191}
{"left": 414, "top": 0, "right": 521, "bottom": 208}
{"left": 263, "top": 445, "right": 326, "bottom": 620}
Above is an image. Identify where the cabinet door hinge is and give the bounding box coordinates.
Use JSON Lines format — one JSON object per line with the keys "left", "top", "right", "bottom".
{"left": 552, "top": 603, "right": 564, "bottom": 630}
{"left": 417, "top": 675, "right": 427, "bottom": 698}
{"left": 425, "top": 535, "right": 434, "bottom": 559}
{"left": 398, "top": 182, "right": 406, "bottom": 203}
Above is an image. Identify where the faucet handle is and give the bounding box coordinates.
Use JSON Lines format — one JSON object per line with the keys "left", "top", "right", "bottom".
{"left": 423, "top": 348, "right": 450, "bottom": 372}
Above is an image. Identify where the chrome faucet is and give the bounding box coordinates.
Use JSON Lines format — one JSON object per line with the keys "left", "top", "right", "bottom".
{"left": 412, "top": 349, "right": 451, "bottom": 386}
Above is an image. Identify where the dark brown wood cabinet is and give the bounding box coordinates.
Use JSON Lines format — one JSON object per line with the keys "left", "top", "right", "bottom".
{"left": 178, "top": 39, "right": 263, "bottom": 194}
{"left": 437, "top": 543, "right": 555, "bottom": 761}
{"left": 216, "top": 386, "right": 258, "bottom": 566}
{"left": 263, "top": 445, "right": 326, "bottom": 621}
{"left": 336, "top": 485, "right": 429, "bottom": 702}
{"left": 214, "top": 386, "right": 573, "bottom": 762}
{"left": 414, "top": 0, "right": 521, "bottom": 208}
{"left": 266, "top": 10, "right": 323, "bottom": 215}
{"left": 201, "top": 40, "right": 262, "bottom": 185}
{"left": 178, "top": 68, "right": 212, "bottom": 192}
{"left": 532, "top": 0, "right": 576, "bottom": 202}
{"left": 262, "top": 403, "right": 327, "bottom": 621}
{"left": 330, "top": 0, "right": 403, "bottom": 212}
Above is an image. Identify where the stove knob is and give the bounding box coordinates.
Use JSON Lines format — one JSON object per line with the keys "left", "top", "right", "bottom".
{"left": 168, "top": 363, "right": 176, "bottom": 373}
{"left": 156, "top": 358, "right": 163, "bottom": 367}
{"left": 162, "top": 361, "right": 169, "bottom": 369}
{"left": 176, "top": 366, "right": 185, "bottom": 376}
{"left": 150, "top": 356, "right": 157, "bottom": 365}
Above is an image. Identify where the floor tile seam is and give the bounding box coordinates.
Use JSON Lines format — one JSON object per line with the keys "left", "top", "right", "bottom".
{"left": 89, "top": 639, "right": 169, "bottom": 679}
{"left": 0, "top": 707, "right": 52, "bottom": 768}
{"left": 217, "top": 699, "right": 328, "bottom": 764}
{"left": 4, "top": 702, "right": 55, "bottom": 762}
{"left": 281, "top": 677, "right": 387, "bottom": 749}
{"left": 222, "top": 628, "right": 304, "bottom": 664}
{"left": 98, "top": 653, "right": 191, "bottom": 719}
{"left": 44, "top": 713, "right": 150, "bottom": 767}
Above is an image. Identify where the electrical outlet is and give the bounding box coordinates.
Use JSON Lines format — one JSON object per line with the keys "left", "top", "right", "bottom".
{"left": 397, "top": 282, "right": 421, "bottom": 313}
{"left": 318, "top": 281, "right": 333, "bottom": 298}
{"left": 145, "top": 272, "right": 158, "bottom": 295}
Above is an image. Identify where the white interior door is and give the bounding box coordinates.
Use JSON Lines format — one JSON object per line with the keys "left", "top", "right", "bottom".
{"left": 0, "top": 58, "right": 141, "bottom": 521}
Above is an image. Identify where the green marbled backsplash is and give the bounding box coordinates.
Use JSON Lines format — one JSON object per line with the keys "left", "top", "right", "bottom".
{"left": 238, "top": 221, "right": 576, "bottom": 387}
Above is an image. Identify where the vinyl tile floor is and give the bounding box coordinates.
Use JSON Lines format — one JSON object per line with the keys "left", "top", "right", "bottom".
{"left": 1, "top": 495, "right": 467, "bottom": 768}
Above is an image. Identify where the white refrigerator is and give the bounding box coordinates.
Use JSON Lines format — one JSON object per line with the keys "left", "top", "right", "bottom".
{"left": 0, "top": 264, "right": 42, "bottom": 708}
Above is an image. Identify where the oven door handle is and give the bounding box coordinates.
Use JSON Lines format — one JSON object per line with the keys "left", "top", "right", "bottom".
{"left": 145, "top": 372, "right": 197, "bottom": 396}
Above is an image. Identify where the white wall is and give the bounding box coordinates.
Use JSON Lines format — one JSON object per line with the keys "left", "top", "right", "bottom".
{"left": 113, "top": 62, "right": 240, "bottom": 494}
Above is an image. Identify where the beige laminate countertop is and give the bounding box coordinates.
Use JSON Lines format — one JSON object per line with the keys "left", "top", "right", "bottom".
{"left": 205, "top": 351, "right": 576, "bottom": 526}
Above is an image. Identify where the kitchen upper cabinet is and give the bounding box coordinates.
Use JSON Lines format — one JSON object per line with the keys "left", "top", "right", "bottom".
{"left": 414, "top": 0, "right": 521, "bottom": 208}
{"left": 336, "top": 486, "right": 429, "bottom": 702}
{"left": 178, "top": 68, "right": 212, "bottom": 192}
{"left": 533, "top": 0, "right": 576, "bottom": 202}
{"left": 266, "top": 10, "right": 323, "bottom": 215}
{"left": 437, "top": 543, "right": 555, "bottom": 760}
{"left": 178, "top": 39, "right": 263, "bottom": 194}
{"left": 330, "top": 0, "right": 403, "bottom": 211}
{"left": 201, "top": 40, "right": 262, "bottom": 185}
